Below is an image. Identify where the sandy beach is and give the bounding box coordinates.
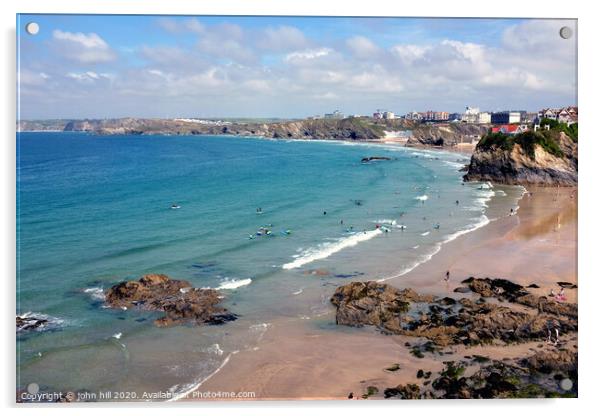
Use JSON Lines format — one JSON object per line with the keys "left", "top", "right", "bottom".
{"left": 192, "top": 186, "right": 577, "bottom": 400}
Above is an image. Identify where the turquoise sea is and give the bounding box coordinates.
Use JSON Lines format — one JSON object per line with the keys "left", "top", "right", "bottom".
{"left": 16, "top": 132, "right": 523, "bottom": 400}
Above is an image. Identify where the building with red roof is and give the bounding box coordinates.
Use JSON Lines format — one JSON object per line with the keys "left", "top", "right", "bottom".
{"left": 491, "top": 124, "right": 520, "bottom": 134}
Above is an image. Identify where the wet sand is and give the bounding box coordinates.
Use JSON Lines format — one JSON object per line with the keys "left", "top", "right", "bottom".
{"left": 190, "top": 186, "right": 577, "bottom": 400}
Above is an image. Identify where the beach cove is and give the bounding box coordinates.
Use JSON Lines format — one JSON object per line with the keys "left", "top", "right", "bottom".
{"left": 17, "top": 132, "right": 566, "bottom": 400}
{"left": 194, "top": 186, "right": 577, "bottom": 400}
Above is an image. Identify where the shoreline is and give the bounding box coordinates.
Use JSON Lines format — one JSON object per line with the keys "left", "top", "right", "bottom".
{"left": 185, "top": 185, "right": 576, "bottom": 401}
{"left": 19, "top": 130, "right": 473, "bottom": 155}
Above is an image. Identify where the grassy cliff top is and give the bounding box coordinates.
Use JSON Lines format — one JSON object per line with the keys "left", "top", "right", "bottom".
{"left": 477, "top": 123, "right": 578, "bottom": 159}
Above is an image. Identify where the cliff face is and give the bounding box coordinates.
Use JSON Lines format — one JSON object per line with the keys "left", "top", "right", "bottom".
{"left": 464, "top": 132, "right": 577, "bottom": 186}
{"left": 26, "top": 117, "right": 490, "bottom": 147}
{"left": 408, "top": 123, "right": 488, "bottom": 146}
{"left": 61, "top": 117, "right": 386, "bottom": 141}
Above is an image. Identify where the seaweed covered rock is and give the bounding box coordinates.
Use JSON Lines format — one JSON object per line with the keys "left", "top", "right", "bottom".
{"left": 383, "top": 383, "right": 421, "bottom": 399}
{"left": 385, "top": 353, "right": 578, "bottom": 399}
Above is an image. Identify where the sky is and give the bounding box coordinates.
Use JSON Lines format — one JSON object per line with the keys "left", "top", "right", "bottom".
{"left": 17, "top": 15, "right": 577, "bottom": 119}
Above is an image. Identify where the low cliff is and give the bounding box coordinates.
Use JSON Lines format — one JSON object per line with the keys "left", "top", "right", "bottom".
{"left": 62, "top": 117, "right": 386, "bottom": 141}
{"left": 464, "top": 129, "right": 578, "bottom": 186}
{"left": 24, "top": 117, "right": 500, "bottom": 147}
{"left": 407, "top": 123, "right": 488, "bottom": 146}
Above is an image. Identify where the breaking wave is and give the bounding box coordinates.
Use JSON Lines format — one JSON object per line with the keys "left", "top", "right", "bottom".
{"left": 282, "top": 229, "right": 382, "bottom": 270}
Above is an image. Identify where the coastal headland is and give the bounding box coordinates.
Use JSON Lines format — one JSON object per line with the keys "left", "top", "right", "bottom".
{"left": 17, "top": 117, "right": 488, "bottom": 148}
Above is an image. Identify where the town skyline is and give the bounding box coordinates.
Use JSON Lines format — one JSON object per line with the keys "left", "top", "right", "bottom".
{"left": 18, "top": 15, "right": 577, "bottom": 119}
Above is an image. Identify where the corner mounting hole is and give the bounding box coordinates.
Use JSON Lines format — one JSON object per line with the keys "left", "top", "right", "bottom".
{"left": 25, "top": 22, "right": 39, "bottom": 35}
{"left": 559, "top": 26, "right": 572, "bottom": 40}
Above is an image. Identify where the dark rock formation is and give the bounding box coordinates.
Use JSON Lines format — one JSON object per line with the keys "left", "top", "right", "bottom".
{"left": 16, "top": 314, "right": 49, "bottom": 332}
{"left": 104, "top": 274, "right": 237, "bottom": 327}
{"left": 461, "top": 277, "right": 577, "bottom": 319}
{"left": 330, "top": 281, "right": 432, "bottom": 331}
{"left": 361, "top": 156, "right": 392, "bottom": 163}
{"left": 385, "top": 351, "right": 577, "bottom": 399}
{"left": 330, "top": 280, "right": 577, "bottom": 346}
{"left": 384, "top": 383, "right": 421, "bottom": 399}
{"left": 519, "top": 349, "right": 577, "bottom": 375}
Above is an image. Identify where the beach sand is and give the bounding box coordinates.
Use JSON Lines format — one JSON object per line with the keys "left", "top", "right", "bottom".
{"left": 190, "top": 186, "right": 577, "bottom": 400}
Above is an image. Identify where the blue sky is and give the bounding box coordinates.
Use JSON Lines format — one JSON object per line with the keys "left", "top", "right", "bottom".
{"left": 17, "top": 15, "right": 577, "bottom": 119}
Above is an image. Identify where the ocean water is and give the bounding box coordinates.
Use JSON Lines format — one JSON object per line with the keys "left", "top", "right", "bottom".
{"left": 16, "top": 132, "right": 523, "bottom": 400}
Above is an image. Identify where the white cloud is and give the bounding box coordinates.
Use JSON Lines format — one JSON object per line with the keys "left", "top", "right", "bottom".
{"left": 390, "top": 44, "right": 429, "bottom": 64}
{"left": 158, "top": 18, "right": 205, "bottom": 35}
{"left": 52, "top": 30, "right": 116, "bottom": 64}
{"left": 346, "top": 36, "right": 380, "bottom": 58}
{"left": 21, "top": 19, "right": 577, "bottom": 118}
{"left": 196, "top": 24, "right": 256, "bottom": 64}
{"left": 66, "top": 71, "right": 113, "bottom": 83}
{"left": 502, "top": 19, "right": 576, "bottom": 57}
{"left": 19, "top": 69, "right": 49, "bottom": 86}
{"left": 285, "top": 48, "right": 333, "bottom": 63}
{"left": 261, "top": 26, "right": 308, "bottom": 51}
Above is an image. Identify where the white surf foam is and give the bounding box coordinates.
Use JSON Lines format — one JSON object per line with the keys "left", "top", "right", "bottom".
{"left": 421, "top": 231, "right": 430, "bottom": 236}
{"left": 167, "top": 350, "right": 240, "bottom": 402}
{"left": 378, "top": 214, "right": 492, "bottom": 283}
{"left": 83, "top": 286, "right": 105, "bottom": 301}
{"left": 374, "top": 219, "right": 397, "bottom": 225}
{"left": 205, "top": 343, "right": 224, "bottom": 356}
{"left": 17, "top": 312, "right": 65, "bottom": 333}
{"left": 282, "top": 229, "right": 382, "bottom": 270}
{"left": 215, "top": 278, "right": 252, "bottom": 290}
{"left": 443, "top": 160, "right": 465, "bottom": 169}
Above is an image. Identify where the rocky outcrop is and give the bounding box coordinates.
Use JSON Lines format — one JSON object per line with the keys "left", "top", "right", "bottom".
{"left": 16, "top": 312, "right": 63, "bottom": 333}
{"left": 104, "top": 274, "right": 237, "bottom": 327}
{"left": 464, "top": 131, "right": 578, "bottom": 186}
{"left": 17, "top": 314, "right": 49, "bottom": 332}
{"left": 384, "top": 350, "right": 577, "bottom": 399}
{"left": 330, "top": 279, "right": 577, "bottom": 346}
{"left": 384, "top": 383, "right": 421, "bottom": 399}
{"left": 361, "top": 156, "right": 392, "bottom": 163}
{"left": 330, "top": 281, "right": 432, "bottom": 329}
{"left": 462, "top": 277, "right": 578, "bottom": 318}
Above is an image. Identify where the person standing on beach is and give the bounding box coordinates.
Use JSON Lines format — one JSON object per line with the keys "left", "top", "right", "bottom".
{"left": 444, "top": 270, "right": 450, "bottom": 282}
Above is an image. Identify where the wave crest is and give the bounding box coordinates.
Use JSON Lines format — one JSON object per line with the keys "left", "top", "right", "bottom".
{"left": 282, "top": 229, "right": 382, "bottom": 270}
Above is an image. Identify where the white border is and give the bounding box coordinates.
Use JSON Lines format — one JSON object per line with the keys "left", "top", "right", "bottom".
{"left": 2, "top": 1, "right": 601, "bottom": 415}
